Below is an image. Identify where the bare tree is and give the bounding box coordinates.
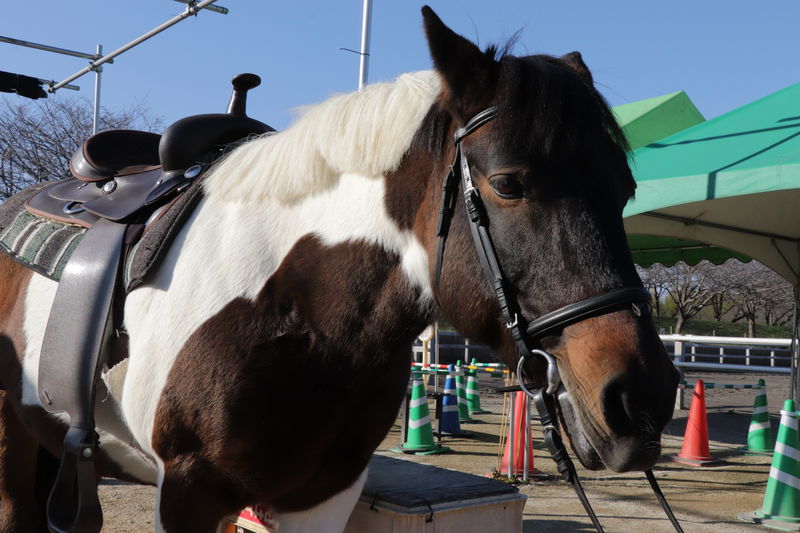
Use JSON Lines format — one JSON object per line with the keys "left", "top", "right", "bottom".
{"left": 660, "top": 261, "right": 720, "bottom": 333}
{"left": 721, "top": 260, "right": 794, "bottom": 336}
{"left": 709, "top": 293, "right": 730, "bottom": 322}
{"left": 0, "top": 96, "right": 162, "bottom": 200}
{"left": 637, "top": 264, "right": 670, "bottom": 317}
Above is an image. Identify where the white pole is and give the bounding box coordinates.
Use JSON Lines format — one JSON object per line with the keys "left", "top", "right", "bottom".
{"left": 92, "top": 44, "right": 102, "bottom": 135}
{"left": 433, "top": 322, "right": 439, "bottom": 393}
{"left": 357, "top": 0, "right": 372, "bottom": 90}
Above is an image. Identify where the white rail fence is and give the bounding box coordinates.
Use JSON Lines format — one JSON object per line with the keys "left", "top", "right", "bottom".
{"left": 662, "top": 334, "right": 792, "bottom": 374}
{"left": 415, "top": 333, "right": 792, "bottom": 374}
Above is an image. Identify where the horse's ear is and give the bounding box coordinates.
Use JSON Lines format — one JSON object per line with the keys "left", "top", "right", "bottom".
{"left": 560, "top": 51, "right": 594, "bottom": 85}
{"left": 422, "top": 6, "right": 499, "bottom": 119}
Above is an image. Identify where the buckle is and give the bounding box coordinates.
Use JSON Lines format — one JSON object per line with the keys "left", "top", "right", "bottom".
{"left": 505, "top": 313, "right": 519, "bottom": 329}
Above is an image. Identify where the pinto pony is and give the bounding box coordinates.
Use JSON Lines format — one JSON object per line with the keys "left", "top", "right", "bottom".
{"left": 0, "top": 8, "right": 678, "bottom": 533}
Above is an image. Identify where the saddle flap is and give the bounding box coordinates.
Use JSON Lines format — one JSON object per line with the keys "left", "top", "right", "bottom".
{"left": 31, "top": 169, "right": 165, "bottom": 223}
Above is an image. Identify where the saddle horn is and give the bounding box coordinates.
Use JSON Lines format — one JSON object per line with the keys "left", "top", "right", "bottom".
{"left": 226, "top": 73, "right": 261, "bottom": 116}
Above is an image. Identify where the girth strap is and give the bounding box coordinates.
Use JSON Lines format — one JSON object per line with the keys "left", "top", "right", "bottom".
{"left": 38, "top": 217, "right": 128, "bottom": 533}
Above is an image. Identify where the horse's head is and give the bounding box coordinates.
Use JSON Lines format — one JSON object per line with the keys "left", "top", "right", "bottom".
{"left": 411, "top": 7, "right": 679, "bottom": 472}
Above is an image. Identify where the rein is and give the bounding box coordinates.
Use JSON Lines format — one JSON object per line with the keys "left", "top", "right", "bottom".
{"left": 433, "top": 106, "right": 683, "bottom": 533}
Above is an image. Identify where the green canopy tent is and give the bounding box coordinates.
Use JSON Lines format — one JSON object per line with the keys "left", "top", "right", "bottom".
{"left": 621, "top": 81, "right": 800, "bottom": 397}
{"left": 613, "top": 90, "right": 705, "bottom": 151}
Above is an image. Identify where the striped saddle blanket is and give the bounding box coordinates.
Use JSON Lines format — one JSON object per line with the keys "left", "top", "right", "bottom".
{"left": 0, "top": 178, "right": 203, "bottom": 291}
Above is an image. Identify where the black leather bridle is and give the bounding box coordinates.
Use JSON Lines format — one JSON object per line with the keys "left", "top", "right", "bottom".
{"left": 434, "top": 106, "right": 683, "bottom": 533}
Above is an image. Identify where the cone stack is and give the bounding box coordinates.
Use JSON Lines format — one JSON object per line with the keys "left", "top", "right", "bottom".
{"left": 746, "top": 379, "right": 773, "bottom": 454}
{"left": 392, "top": 371, "right": 450, "bottom": 455}
{"left": 455, "top": 360, "right": 473, "bottom": 423}
{"left": 467, "top": 357, "right": 489, "bottom": 414}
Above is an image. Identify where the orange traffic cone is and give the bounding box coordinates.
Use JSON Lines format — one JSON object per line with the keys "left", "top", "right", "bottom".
{"left": 671, "top": 380, "right": 725, "bottom": 467}
{"left": 499, "top": 391, "right": 551, "bottom": 479}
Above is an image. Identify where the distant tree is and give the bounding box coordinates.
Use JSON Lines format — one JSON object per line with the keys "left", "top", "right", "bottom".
{"left": 721, "top": 260, "right": 794, "bottom": 336}
{"left": 660, "top": 261, "right": 720, "bottom": 334}
{"left": 0, "top": 96, "right": 162, "bottom": 200}
{"left": 637, "top": 264, "right": 670, "bottom": 317}
{"left": 709, "top": 293, "right": 731, "bottom": 322}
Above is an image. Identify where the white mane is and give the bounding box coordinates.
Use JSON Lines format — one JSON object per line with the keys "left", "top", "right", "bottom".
{"left": 204, "top": 71, "right": 441, "bottom": 204}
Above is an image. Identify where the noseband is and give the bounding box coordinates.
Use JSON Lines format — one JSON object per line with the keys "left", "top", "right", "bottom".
{"left": 433, "top": 106, "right": 682, "bottom": 533}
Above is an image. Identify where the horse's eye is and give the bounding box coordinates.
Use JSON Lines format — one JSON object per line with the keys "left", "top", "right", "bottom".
{"left": 489, "top": 175, "right": 524, "bottom": 199}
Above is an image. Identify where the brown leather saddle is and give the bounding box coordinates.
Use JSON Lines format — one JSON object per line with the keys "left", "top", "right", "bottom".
{"left": 28, "top": 73, "right": 273, "bottom": 229}
{"left": 30, "top": 73, "right": 274, "bottom": 533}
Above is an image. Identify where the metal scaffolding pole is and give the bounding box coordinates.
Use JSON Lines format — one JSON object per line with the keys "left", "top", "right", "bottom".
{"left": 51, "top": 0, "right": 223, "bottom": 92}
{"left": 0, "top": 35, "right": 108, "bottom": 62}
{"left": 92, "top": 44, "right": 103, "bottom": 134}
{"left": 358, "top": 0, "right": 373, "bottom": 91}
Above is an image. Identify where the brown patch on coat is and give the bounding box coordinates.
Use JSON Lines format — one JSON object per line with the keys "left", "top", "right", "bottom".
{"left": 153, "top": 236, "right": 430, "bottom": 529}
{"left": 0, "top": 253, "right": 32, "bottom": 394}
{"left": 384, "top": 106, "right": 519, "bottom": 370}
{"left": 0, "top": 389, "right": 41, "bottom": 532}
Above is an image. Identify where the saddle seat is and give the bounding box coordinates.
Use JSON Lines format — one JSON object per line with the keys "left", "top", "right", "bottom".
{"left": 69, "top": 129, "right": 161, "bottom": 183}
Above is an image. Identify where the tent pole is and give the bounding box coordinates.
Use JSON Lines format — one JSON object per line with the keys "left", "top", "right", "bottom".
{"left": 792, "top": 288, "right": 800, "bottom": 402}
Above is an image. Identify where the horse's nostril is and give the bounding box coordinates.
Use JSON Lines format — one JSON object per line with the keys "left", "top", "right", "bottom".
{"left": 620, "top": 390, "right": 641, "bottom": 426}
{"left": 602, "top": 378, "right": 641, "bottom": 435}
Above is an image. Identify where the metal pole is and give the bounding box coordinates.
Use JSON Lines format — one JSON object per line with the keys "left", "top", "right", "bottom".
{"left": 674, "top": 340, "right": 685, "bottom": 410}
{"left": 522, "top": 396, "right": 529, "bottom": 482}
{"left": 0, "top": 35, "right": 110, "bottom": 62}
{"left": 357, "top": 0, "right": 372, "bottom": 91}
{"left": 92, "top": 44, "right": 102, "bottom": 135}
{"left": 173, "top": 0, "right": 228, "bottom": 15}
{"left": 508, "top": 393, "right": 515, "bottom": 479}
{"left": 433, "top": 322, "right": 440, "bottom": 393}
{"left": 37, "top": 79, "right": 79, "bottom": 91}
{"left": 51, "top": 0, "right": 222, "bottom": 92}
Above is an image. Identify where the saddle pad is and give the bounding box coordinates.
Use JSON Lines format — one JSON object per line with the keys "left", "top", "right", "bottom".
{"left": 0, "top": 177, "right": 205, "bottom": 290}
{"left": 0, "top": 183, "right": 86, "bottom": 280}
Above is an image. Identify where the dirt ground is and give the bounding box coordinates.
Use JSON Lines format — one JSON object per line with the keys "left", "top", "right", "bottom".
{"left": 97, "top": 370, "right": 791, "bottom": 532}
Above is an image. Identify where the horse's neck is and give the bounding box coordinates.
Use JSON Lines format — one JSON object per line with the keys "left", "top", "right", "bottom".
{"left": 121, "top": 171, "right": 434, "bottom": 452}
{"left": 188, "top": 172, "right": 434, "bottom": 307}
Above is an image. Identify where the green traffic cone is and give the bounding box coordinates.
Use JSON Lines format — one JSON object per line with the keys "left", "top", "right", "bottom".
{"left": 455, "top": 360, "right": 473, "bottom": 422}
{"left": 467, "top": 358, "right": 489, "bottom": 414}
{"left": 392, "top": 371, "right": 450, "bottom": 455}
{"left": 747, "top": 379, "right": 773, "bottom": 454}
{"left": 738, "top": 399, "right": 800, "bottom": 530}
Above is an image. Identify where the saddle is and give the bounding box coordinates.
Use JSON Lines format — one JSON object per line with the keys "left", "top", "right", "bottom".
{"left": 14, "top": 73, "right": 274, "bottom": 533}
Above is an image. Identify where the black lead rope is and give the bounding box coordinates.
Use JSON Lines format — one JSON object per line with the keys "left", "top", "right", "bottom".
{"left": 531, "top": 390, "right": 606, "bottom": 532}
{"left": 646, "top": 469, "right": 685, "bottom": 533}
{"left": 518, "top": 355, "right": 606, "bottom": 532}
{"left": 517, "top": 353, "right": 684, "bottom": 533}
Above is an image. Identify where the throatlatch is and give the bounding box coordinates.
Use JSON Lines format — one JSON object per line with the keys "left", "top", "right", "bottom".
{"left": 433, "top": 105, "right": 683, "bottom": 533}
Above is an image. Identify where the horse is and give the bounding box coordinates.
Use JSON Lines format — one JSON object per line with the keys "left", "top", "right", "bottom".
{"left": 0, "top": 6, "right": 679, "bottom": 533}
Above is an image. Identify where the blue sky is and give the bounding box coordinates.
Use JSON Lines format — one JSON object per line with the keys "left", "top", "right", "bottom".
{"left": 2, "top": 1, "right": 798, "bottom": 131}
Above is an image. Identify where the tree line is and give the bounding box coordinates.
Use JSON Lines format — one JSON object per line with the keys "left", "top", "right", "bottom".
{"left": 637, "top": 260, "right": 795, "bottom": 336}
{"left": 0, "top": 96, "right": 161, "bottom": 200}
